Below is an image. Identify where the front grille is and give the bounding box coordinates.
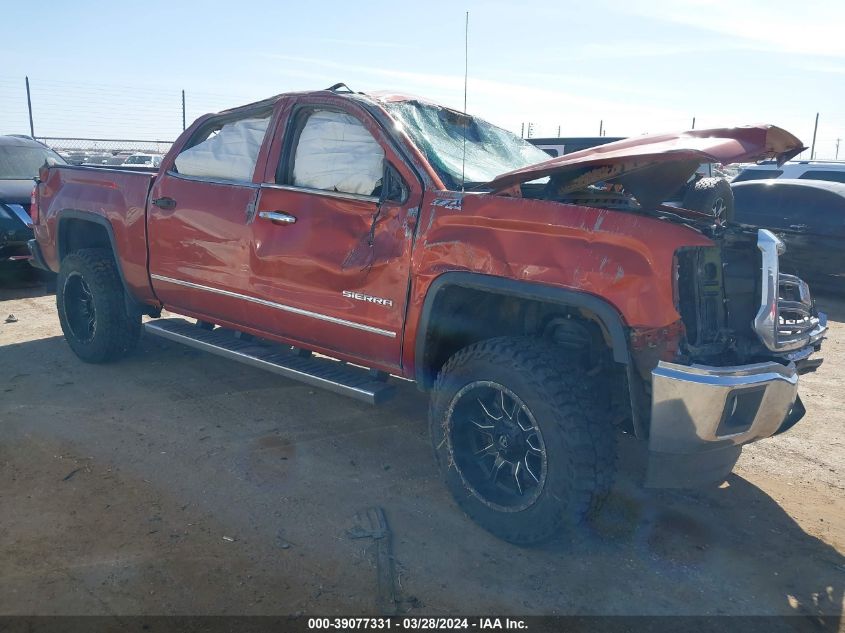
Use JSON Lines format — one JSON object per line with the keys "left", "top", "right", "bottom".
{"left": 753, "top": 229, "right": 826, "bottom": 353}
{"left": 777, "top": 274, "right": 817, "bottom": 347}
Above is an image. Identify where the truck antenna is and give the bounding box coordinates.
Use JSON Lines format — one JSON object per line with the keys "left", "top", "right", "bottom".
{"left": 460, "top": 11, "right": 469, "bottom": 192}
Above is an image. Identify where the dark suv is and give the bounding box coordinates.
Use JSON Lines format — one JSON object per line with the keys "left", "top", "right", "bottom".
{"left": 732, "top": 178, "right": 845, "bottom": 292}
{"left": 0, "top": 135, "right": 65, "bottom": 265}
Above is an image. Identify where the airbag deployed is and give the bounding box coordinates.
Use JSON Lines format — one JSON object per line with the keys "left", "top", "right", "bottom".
{"left": 292, "top": 110, "right": 384, "bottom": 196}
{"left": 174, "top": 117, "right": 270, "bottom": 181}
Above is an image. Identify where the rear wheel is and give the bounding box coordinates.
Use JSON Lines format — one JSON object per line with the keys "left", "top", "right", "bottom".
{"left": 429, "top": 337, "right": 616, "bottom": 544}
{"left": 57, "top": 248, "right": 141, "bottom": 363}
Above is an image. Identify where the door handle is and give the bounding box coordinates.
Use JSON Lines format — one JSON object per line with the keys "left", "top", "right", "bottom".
{"left": 152, "top": 196, "right": 177, "bottom": 210}
{"left": 259, "top": 211, "right": 297, "bottom": 224}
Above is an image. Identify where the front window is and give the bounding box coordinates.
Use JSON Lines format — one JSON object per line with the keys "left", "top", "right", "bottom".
{"left": 287, "top": 109, "right": 385, "bottom": 197}
{"left": 0, "top": 144, "right": 66, "bottom": 180}
{"left": 383, "top": 100, "right": 551, "bottom": 190}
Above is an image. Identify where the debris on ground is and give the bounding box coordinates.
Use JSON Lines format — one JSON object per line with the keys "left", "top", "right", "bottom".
{"left": 347, "top": 507, "right": 399, "bottom": 615}
{"left": 5, "top": 314, "right": 18, "bottom": 323}
{"left": 62, "top": 468, "right": 81, "bottom": 482}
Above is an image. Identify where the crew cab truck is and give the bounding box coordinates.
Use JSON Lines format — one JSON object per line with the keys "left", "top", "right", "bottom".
{"left": 29, "top": 86, "right": 827, "bottom": 544}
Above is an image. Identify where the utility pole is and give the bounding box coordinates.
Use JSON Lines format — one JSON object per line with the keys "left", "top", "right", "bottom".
{"left": 810, "top": 112, "right": 819, "bottom": 160}
{"left": 25, "top": 76, "right": 35, "bottom": 138}
{"left": 557, "top": 125, "right": 561, "bottom": 137}
{"left": 527, "top": 122, "right": 534, "bottom": 138}
{"left": 520, "top": 122, "right": 524, "bottom": 138}
{"left": 836, "top": 138, "right": 841, "bottom": 160}
{"left": 182, "top": 90, "right": 187, "bottom": 131}
{"left": 599, "top": 120, "right": 603, "bottom": 136}
{"left": 691, "top": 116, "right": 696, "bottom": 130}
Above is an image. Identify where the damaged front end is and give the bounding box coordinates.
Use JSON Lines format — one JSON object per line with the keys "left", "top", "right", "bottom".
{"left": 478, "top": 122, "right": 826, "bottom": 487}
{"left": 645, "top": 226, "right": 827, "bottom": 487}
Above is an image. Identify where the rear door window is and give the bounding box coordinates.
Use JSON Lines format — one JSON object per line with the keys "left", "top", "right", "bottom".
{"left": 736, "top": 184, "right": 845, "bottom": 235}
{"left": 797, "top": 170, "right": 845, "bottom": 184}
{"left": 732, "top": 169, "right": 782, "bottom": 183}
{"left": 174, "top": 114, "right": 271, "bottom": 182}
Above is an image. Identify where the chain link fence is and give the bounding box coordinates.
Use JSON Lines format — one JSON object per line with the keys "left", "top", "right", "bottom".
{"left": 37, "top": 137, "right": 174, "bottom": 165}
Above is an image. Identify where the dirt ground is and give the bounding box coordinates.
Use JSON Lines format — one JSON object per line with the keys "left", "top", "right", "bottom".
{"left": 1, "top": 265, "right": 843, "bottom": 625}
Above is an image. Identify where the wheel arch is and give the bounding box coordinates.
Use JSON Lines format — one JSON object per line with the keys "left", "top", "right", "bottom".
{"left": 414, "top": 272, "right": 631, "bottom": 391}
{"left": 56, "top": 210, "right": 151, "bottom": 317}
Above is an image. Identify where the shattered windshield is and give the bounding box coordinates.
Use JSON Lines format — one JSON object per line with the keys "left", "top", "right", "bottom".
{"left": 383, "top": 100, "right": 551, "bottom": 190}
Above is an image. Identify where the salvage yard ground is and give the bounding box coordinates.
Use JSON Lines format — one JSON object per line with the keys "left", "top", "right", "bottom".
{"left": 0, "top": 270, "right": 843, "bottom": 626}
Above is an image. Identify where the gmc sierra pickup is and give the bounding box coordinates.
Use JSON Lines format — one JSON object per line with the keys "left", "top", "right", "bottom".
{"left": 29, "top": 85, "right": 827, "bottom": 544}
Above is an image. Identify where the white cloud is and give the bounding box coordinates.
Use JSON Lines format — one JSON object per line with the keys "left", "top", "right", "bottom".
{"left": 622, "top": 0, "right": 845, "bottom": 57}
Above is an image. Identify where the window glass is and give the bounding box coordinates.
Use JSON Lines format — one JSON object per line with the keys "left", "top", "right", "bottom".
{"left": 797, "top": 170, "right": 845, "bottom": 184}
{"left": 174, "top": 116, "right": 270, "bottom": 182}
{"left": 775, "top": 186, "right": 845, "bottom": 233}
{"left": 735, "top": 184, "right": 845, "bottom": 234}
{"left": 732, "top": 185, "right": 778, "bottom": 223}
{"left": 731, "top": 168, "right": 782, "bottom": 182}
{"left": 0, "top": 145, "right": 65, "bottom": 179}
{"left": 290, "top": 110, "right": 385, "bottom": 196}
{"left": 384, "top": 100, "right": 550, "bottom": 190}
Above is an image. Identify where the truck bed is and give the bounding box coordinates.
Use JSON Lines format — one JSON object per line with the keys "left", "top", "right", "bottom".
{"left": 35, "top": 164, "right": 158, "bottom": 303}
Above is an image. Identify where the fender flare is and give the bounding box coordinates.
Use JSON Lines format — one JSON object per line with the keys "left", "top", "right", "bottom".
{"left": 414, "top": 271, "right": 631, "bottom": 386}
{"left": 56, "top": 209, "right": 147, "bottom": 316}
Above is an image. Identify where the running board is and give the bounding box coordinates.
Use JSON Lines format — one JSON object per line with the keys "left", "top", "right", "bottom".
{"left": 144, "top": 318, "right": 396, "bottom": 405}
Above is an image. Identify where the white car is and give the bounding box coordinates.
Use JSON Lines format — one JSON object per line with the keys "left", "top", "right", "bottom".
{"left": 732, "top": 160, "right": 845, "bottom": 183}
{"left": 122, "top": 154, "right": 163, "bottom": 168}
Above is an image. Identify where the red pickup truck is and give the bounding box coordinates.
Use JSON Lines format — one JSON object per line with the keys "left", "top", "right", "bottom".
{"left": 29, "top": 86, "right": 827, "bottom": 544}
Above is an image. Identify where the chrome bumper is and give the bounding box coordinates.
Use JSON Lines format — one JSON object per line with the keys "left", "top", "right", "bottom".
{"left": 646, "top": 360, "right": 802, "bottom": 487}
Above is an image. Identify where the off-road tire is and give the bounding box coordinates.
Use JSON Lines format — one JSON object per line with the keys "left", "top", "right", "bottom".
{"left": 429, "top": 337, "right": 616, "bottom": 545}
{"left": 682, "top": 177, "right": 735, "bottom": 224}
{"left": 57, "top": 248, "right": 141, "bottom": 363}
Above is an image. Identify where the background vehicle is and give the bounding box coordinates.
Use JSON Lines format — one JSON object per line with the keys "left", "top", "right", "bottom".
{"left": 0, "top": 135, "right": 65, "bottom": 265}
{"left": 529, "top": 136, "right": 624, "bottom": 158}
{"left": 121, "top": 153, "right": 162, "bottom": 168}
{"left": 732, "top": 179, "right": 845, "bottom": 292}
{"left": 732, "top": 160, "right": 845, "bottom": 183}
{"left": 29, "top": 88, "right": 825, "bottom": 544}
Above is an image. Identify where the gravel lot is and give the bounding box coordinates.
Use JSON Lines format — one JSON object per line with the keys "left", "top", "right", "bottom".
{"left": 1, "top": 267, "right": 842, "bottom": 627}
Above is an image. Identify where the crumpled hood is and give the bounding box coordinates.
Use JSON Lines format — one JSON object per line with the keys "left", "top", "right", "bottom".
{"left": 484, "top": 125, "right": 805, "bottom": 198}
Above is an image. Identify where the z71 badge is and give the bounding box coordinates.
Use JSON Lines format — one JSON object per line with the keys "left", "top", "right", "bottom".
{"left": 342, "top": 290, "right": 394, "bottom": 308}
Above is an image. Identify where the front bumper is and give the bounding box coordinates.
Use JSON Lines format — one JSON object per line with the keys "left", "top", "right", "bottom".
{"left": 646, "top": 360, "right": 804, "bottom": 487}
{"left": 26, "top": 238, "right": 50, "bottom": 271}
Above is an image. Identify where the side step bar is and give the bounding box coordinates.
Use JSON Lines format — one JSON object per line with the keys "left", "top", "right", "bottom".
{"left": 144, "top": 318, "right": 396, "bottom": 405}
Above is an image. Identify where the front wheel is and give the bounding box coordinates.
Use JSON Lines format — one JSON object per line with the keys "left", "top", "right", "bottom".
{"left": 57, "top": 248, "right": 141, "bottom": 363}
{"left": 429, "top": 337, "right": 616, "bottom": 545}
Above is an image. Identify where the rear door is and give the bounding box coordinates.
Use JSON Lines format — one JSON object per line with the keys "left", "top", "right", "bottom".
{"left": 246, "top": 98, "right": 422, "bottom": 369}
{"left": 147, "top": 106, "right": 273, "bottom": 325}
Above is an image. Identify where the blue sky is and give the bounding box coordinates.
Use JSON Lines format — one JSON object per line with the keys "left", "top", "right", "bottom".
{"left": 1, "top": 0, "right": 844, "bottom": 158}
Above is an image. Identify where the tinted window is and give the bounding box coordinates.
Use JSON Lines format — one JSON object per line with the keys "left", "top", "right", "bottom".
{"left": 732, "top": 169, "right": 782, "bottom": 183}
{"left": 0, "top": 145, "right": 66, "bottom": 179}
{"left": 797, "top": 170, "right": 845, "bottom": 184}
{"left": 733, "top": 185, "right": 779, "bottom": 224}
{"left": 733, "top": 184, "right": 845, "bottom": 234}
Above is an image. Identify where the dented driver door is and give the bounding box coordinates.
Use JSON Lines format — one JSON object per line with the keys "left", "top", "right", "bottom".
{"left": 246, "top": 100, "right": 422, "bottom": 370}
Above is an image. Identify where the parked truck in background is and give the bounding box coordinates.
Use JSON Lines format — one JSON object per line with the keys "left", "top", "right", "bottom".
{"left": 29, "top": 86, "right": 826, "bottom": 544}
